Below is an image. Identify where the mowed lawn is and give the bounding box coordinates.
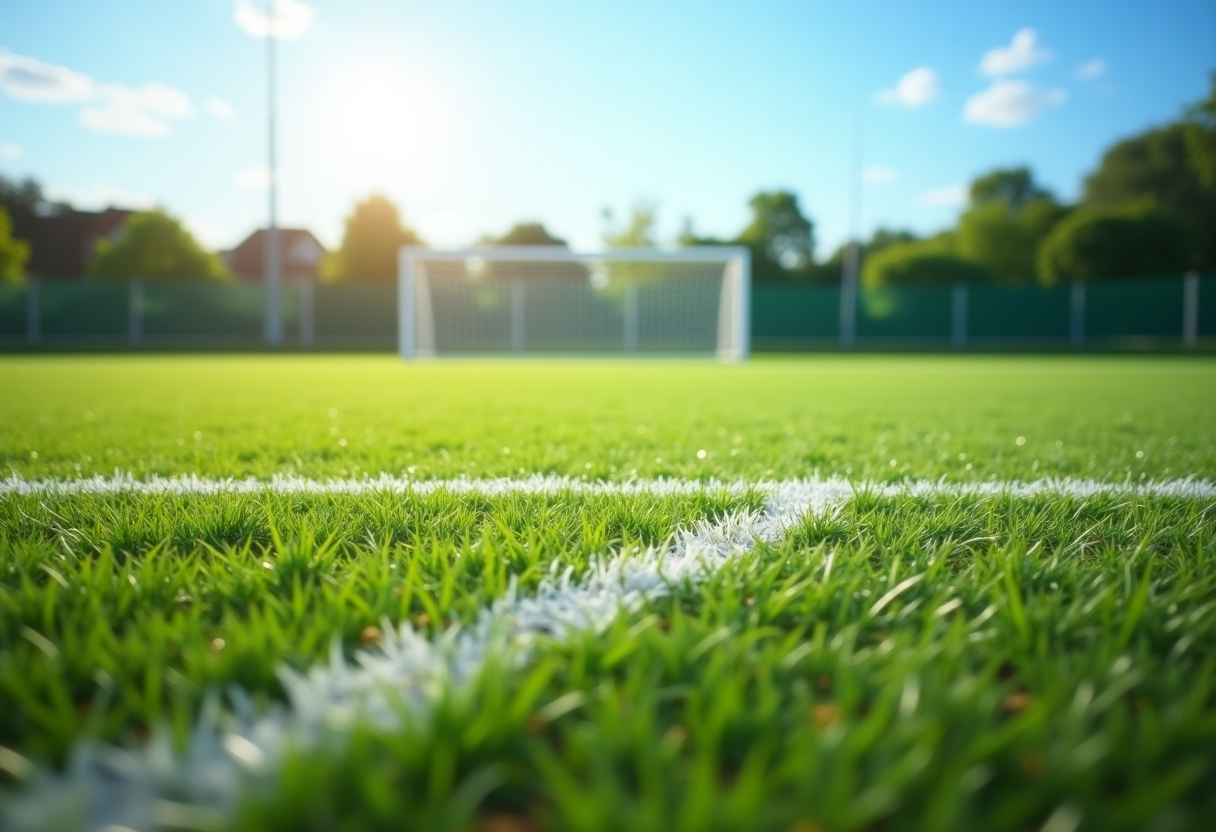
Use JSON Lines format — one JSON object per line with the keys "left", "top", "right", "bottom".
{"left": 1, "top": 355, "right": 1215, "bottom": 832}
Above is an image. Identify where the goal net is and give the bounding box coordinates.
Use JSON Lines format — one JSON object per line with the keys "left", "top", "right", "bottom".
{"left": 398, "top": 246, "right": 750, "bottom": 360}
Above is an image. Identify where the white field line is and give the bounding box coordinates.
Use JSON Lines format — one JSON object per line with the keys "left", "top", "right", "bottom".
{"left": 2, "top": 475, "right": 1215, "bottom": 831}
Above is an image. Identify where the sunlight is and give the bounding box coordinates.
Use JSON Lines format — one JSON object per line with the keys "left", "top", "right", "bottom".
{"left": 319, "top": 62, "right": 449, "bottom": 178}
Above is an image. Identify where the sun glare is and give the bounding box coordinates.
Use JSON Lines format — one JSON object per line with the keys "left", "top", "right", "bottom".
{"left": 320, "top": 64, "right": 448, "bottom": 178}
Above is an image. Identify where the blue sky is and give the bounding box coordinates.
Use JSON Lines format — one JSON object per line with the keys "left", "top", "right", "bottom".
{"left": 1, "top": 0, "right": 1214, "bottom": 256}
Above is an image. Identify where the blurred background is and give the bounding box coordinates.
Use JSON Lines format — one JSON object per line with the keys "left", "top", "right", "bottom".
{"left": 1, "top": 0, "right": 1214, "bottom": 350}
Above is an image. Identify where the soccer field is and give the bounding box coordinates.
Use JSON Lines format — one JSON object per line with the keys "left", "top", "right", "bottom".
{"left": 2, "top": 355, "right": 1215, "bottom": 831}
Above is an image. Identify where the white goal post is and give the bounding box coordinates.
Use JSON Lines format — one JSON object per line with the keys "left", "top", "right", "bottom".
{"left": 398, "top": 246, "right": 750, "bottom": 361}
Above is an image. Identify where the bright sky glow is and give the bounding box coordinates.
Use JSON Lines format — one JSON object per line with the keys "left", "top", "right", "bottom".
{"left": 1, "top": 0, "right": 1213, "bottom": 255}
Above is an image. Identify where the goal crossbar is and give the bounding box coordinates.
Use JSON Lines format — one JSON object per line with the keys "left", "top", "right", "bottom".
{"left": 399, "top": 246, "right": 750, "bottom": 361}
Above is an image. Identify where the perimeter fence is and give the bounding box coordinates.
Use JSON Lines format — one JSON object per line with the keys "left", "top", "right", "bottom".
{"left": 1, "top": 272, "right": 1213, "bottom": 351}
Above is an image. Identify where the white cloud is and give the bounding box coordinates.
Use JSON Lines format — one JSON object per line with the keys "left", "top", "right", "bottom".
{"left": 206, "top": 96, "right": 235, "bottom": 120}
{"left": 235, "top": 167, "right": 278, "bottom": 190}
{"left": 964, "top": 79, "right": 1065, "bottom": 127}
{"left": 862, "top": 165, "right": 898, "bottom": 184}
{"left": 877, "top": 66, "right": 939, "bottom": 108}
{"left": 980, "top": 29, "right": 1051, "bottom": 77}
{"left": 45, "top": 183, "right": 156, "bottom": 211}
{"left": 1076, "top": 59, "right": 1107, "bottom": 80}
{"left": 0, "top": 48, "right": 192, "bottom": 138}
{"left": 0, "top": 48, "right": 94, "bottom": 102}
{"left": 233, "top": 0, "right": 316, "bottom": 40}
{"left": 0, "top": 142, "right": 24, "bottom": 160}
{"left": 918, "top": 184, "right": 968, "bottom": 207}
{"left": 80, "top": 84, "right": 192, "bottom": 137}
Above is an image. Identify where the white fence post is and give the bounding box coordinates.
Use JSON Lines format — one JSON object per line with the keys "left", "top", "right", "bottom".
{"left": 1183, "top": 271, "right": 1199, "bottom": 347}
{"left": 128, "top": 279, "right": 144, "bottom": 346}
{"left": 624, "top": 282, "right": 639, "bottom": 353}
{"left": 839, "top": 243, "right": 858, "bottom": 347}
{"left": 26, "top": 277, "right": 39, "bottom": 346}
{"left": 510, "top": 281, "right": 525, "bottom": 353}
{"left": 1070, "top": 282, "right": 1086, "bottom": 348}
{"left": 951, "top": 282, "right": 968, "bottom": 349}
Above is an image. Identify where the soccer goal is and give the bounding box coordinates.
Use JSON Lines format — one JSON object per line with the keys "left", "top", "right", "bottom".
{"left": 398, "top": 246, "right": 750, "bottom": 360}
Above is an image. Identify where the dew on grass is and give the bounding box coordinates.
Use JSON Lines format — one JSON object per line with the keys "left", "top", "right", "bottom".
{"left": 209, "top": 638, "right": 225, "bottom": 652}
{"left": 328, "top": 408, "right": 337, "bottom": 419}
{"left": 1135, "top": 451, "right": 1144, "bottom": 459}
{"left": 697, "top": 450, "right": 707, "bottom": 459}
{"left": 28, "top": 451, "right": 36, "bottom": 459}
{"left": 958, "top": 453, "right": 966, "bottom": 461}
{"left": 1016, "top": 436, "right": 1026, "bottom": 446}
{"left": 177, "top": 438, "right": 185, "bottom": 446}
{"left": 502, "top": 447, "right": 510, "bottom": 455}
{"left": 339, "top": 438, "right": 348, "bottom": 447}
{"left": 584, "top": 462, "right": 593, "bottom": 469}
{"left": 655, "top": 457, "right": 663, "bottom": 463}
{"left": 193, "top": 431, "right": 202, "bottom": 441}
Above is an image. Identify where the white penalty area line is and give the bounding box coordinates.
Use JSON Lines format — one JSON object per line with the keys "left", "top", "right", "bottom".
{"left": 2, "top": 474, "right": 1214, "bottom": 831}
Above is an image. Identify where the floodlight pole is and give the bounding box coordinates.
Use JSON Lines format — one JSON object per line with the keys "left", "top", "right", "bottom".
{"left": 839, "top": 115, "right": 862, "bottom": 348}
{"left": 263, "top": 4, "right": 283, "bottom": 346}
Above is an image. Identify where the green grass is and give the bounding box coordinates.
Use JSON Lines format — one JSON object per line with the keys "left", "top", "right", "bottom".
{"left": 2, "top": 355, "right": 1216, "bottom": 831}
{"left": 2, "top": 355, "right": 1214, "bottom": 481}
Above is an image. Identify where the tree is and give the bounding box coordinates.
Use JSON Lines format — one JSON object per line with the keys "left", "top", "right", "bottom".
{"left": 1083, "top": 123, "right": 1216, "bottom": 268}
{"left": 603, "top": 203, "right": 658, "bottom": 248}
{"left": 736, "top": 191, "right": 814, "bottom": 282}
{"left": 326, "top": 194, "right": 422, "bottom": 282}
{"left": 1184, "top": 73, "right": 1216, "bottom": 188}
{"left": 0, "top": 173, "right": 69, "bottom": 217}
{"left": 863, "top": 239, "right": 989, "bottom": 288}
{"left": 969, "top": 166, "right": 1049, "bottom": 209}
{"left": 89, "top": 209, "right": 228, "bottom": 280}
{"left": 0, "top": 207, "right": 31, "bottom": 283}
{"left": 1036, "top": 204, "right": 1192, "bottom": 284}
{"left": 492, "top": 222, "right": 567, "bottom": 246}
{"left": 957, "top": 168, "right": 1070, "bottom": 284}
{"left": 956, "top": 200, "right": 1038, "bottom": 284}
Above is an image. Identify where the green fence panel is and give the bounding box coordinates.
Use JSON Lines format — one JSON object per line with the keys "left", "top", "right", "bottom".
{"left": 1199, "top": 273, "right": 1216, "bottom": 339}
{"left": 314, "top": 284, "right": 396, "bottom": 344}
{"left": 143, "top": 282, "right": 265, "bottom": 340}
{"left": 0, "top": 284, "right": 24, "bottom": 339}
{"left": 40, "top": 281, "right": 128, "bottom": 340}
{"left": 1086, "top": 276, "right": 1184, "bottom": 340}
{"left": 969, "top": 284, "right": 1070, "bottom": 341}
{"left": 751, "top": 285, "right": 840, "bottom": 341}
{"left": 857, "top": 286, "right": 951, "bottom": 340}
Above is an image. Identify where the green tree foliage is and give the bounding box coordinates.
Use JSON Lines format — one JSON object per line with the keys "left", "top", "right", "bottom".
{"left": 956, "top": 200, "right": 1037, "bottom": 284}
{"left": 603, "top": 203, "right": 658, "bottom": 248}
{"left": 1083, "top": 123, "right": 1216, "bottom": 268}
{"left": 863, "top": 238, "right": 989, "bottom": 288}
{"left": 1036, "top": 204, "right": 1192, "bottom": 284}
{"left": 326, "top": 194, "right": 423, "bottom": 282}
{"left": 492, "top": 222, "right": 567, "bottom": 246}
{"left": 0, "top": 173, "right": 69, "bottom": 216}
{"left": 969, "top": 166, "right": 1046, "bottom": 209}
{"left": 957, "top": 168, "right": 1069, "bottom": 284}
{"left": 736, "top": 191, "right": 815, "bottom": 282}
{"left": 1184, "top": 73, "right": 1216, "bottom": 188}
{"left": 89, "top": 209, "right": 228, "bottom": 280}
{"left": 0, "top": 207, "right": 31, "bottom": 283}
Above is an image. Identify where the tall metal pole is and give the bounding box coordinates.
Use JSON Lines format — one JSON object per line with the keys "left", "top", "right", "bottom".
{"left": 839, "top": 114, "right": 862, "bottom": 347}
{"left": 263, "top": 3, "right": 283, "bottom": 345}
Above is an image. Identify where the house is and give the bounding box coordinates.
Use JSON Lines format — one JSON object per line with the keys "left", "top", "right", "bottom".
{"left": 9, "top": 206, "right": 132, "bottom": 278}
{"left": 224, "top": 228, "right": 326, "bottom": 281}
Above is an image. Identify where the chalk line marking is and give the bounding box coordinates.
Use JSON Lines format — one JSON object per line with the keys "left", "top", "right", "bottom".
{"left": 2, "top": 475, "right": 1214, "bottom": 831}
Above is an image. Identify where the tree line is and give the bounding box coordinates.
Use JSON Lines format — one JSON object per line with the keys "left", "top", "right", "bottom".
{"left": 2, "top": 75, "right": 1212, "bottom": 286}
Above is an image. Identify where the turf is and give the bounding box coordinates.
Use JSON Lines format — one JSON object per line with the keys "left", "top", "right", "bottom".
{"left": 1, "top": 355, "right": 1214, "bottom": 481}
{"left": 2, "top": 354, "right": 1216, "bottom": 832}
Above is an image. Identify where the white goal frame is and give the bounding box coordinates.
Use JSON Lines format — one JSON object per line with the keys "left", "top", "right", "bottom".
{"left": 398, "top": 246, "right": 750, "bottom": 361}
